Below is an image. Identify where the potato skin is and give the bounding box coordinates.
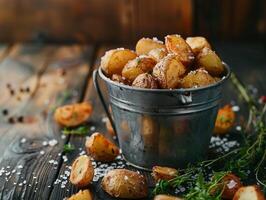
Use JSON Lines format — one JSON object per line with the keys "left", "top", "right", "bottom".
{"left": 154, "top": 194, "right": 183, "bottom": 200}
{"left": 54, "top": 102, "right": 92, "bottom": 127}
{"left": 122, "top": 56, "right": 157, "bottom": 82}
{"left": 132, "top": 73, "right": 158, "bottom": 89}
{"left": 136, "top": 37, "right": 166, "bottom": 55}
{"left": 148, "top": 48, "right": 168, "bottom": 62}
{"left": 186, "top": 36, "right": 211, "bottom": 55}
{"left": 221, "top": 173, "right": 242, "bottom": 199}
{"left": 68, "top": 189, "right": 93, "bottom": 200}
{"left": 233, "top": 185, "right": 265, "bottom": 200}
{"left": 165, "top": 34, "right": 194, "bottom": 66}
{"left": 100, "top": 48, "right": 137, "bottom": 76}
{"left": 152, "top": 166, "right": 178, "bottom": 182}
{"left": 180, "top": 68, "right": 216, "bottom": 88}
{"left": 85, "top": 132, "right": 119, "bottom": 162}
{"left": 101, "top": 169, "right": 148, "bottom": 199}
{"left": 196, "top": 47, "right": 224, "bottom": 76}
{"left": 153, "top": 54, "right": 186, "bottom": 89}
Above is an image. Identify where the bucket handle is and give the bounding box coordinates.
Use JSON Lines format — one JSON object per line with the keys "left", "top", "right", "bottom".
{"left": 93, "top": 69, "right": 117, "bottom": 135}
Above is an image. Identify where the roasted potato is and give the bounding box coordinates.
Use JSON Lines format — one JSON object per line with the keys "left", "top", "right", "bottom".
{"left": 152, "top": 166, "right": 178, "bottom": 182}
{"left": 148, "top": 48, "right": 168, "bottom": 62}
{"left": 136, "top": 37, "right": 166, "bottom": 55}
{"left": 132, "top": 73, "right": 158, "bottom": 89}
{"left": 100, "top": 48, "right": 137, "bottom": 76}
{"left": 101, "top": 169, "right": 148, "bottom": 199}
{"left": 165, "top": 34, "right": 194, "bottom": 66}
{"left": 85, "top": 132, "right": 119, "bottom": 162}
{"left": 196, "top": 47, "right": 224, "bottom": 76}
{"left": 54, "top": 102, "right": 92, "bottom": 127}
{"left": 122, "top": 56, "right": 157, "bottom": 82}
{"left": 154, "top": 195, "right": 183, "bottom": 200}
{"left": 214, "top": 105, "right": 235, "bottom": 135}
{"left": 180, "top": 68, "right": 216, "bottom": 88}
{"left": 70, "top": 155, "right": 94, "bottom": 187}
{"left": 233, "top": 186, "right": 265, "bottom": 200}
{"left": 186, "top": 36, "right": 211, "bottom": 55}
{"left": 153, "top": 54, "right": 186, "bottom": 89}
{"left": 221, "top": 173, "right": 242, "bottom": 199}
{"left": 111, "top": 74, "right": 128, "bottom": 84}
{"left": 68, "top": 189, "right": 93, "bottom": 200}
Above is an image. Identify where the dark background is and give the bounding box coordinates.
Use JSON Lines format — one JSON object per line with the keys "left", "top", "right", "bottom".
{"left": 0, "top": 0, "right": 265, "bottom": 44}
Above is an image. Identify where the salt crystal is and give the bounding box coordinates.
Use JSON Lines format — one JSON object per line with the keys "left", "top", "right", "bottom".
{"left": 42, "top": 141, "right": 48, "bottom": 146}
{"left": 61, "top": 135, "right": 66, "bottom": 139}
{"left": 232, "top": 105, "right": 240, "bottom": 112}
{"left": 236, "top": 126, "right": 242, "bottom": 131}
{"left": 90, "top": 126, "right": 96, "bottom": 131}
{"left": 227, "top": 180, "right": 237, "bottom": 189}
{"left": 49, "top": 160, "right": 55, "bottom": 164}
{"left": 79, "top": 151, "right": 85, "bottom": 156}
{"left": 17, "top": 165, "right": 23, "bottom": 169}
{"left": 18, "top": 183, "right": 23, "bottom": 186}
{"left": 63, "top": 155, "right": 68, "bottom": 162}
{"left": 49, "top": 139, "right": 58, "bottom": 146}
{"left": 101, "top": 117, "right": 108, "bottom": 123}
{"left": 20, "top": 138, "right": 27, "bottom": 143}
{"left": 23, "top": 180, "right": 26, "bottom": 184}
{"left": 40, "top": 150, "right": 45, "bottom": 155}
{"left": 124, "top": 176, "right": 129, "bottom": 180}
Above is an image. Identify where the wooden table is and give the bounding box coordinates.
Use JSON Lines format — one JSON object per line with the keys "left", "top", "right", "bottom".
{"left": 0, "top": 43, "right": 265, "bottom": 200}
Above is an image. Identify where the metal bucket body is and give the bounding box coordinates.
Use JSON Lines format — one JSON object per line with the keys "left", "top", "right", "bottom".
{"left": 95, "top": 65, "right": 230, "bottom": 170}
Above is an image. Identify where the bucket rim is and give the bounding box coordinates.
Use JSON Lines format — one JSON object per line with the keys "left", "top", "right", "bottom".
{"left": 98, "top": 62, "right": 231, "bottom": 93}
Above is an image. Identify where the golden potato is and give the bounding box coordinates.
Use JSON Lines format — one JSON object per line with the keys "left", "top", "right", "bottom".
{"left": 153, "top": 54, "right": 186, "bottom": 89}
{"left": 122, "top": 56, "right": 157, "bottom": 82}
{"left": 148, "top": 48, "right": 168, "bottom": 62}
{"left": 152, "top": 166, "right": 178, "bottom": 182}
{"left": 68, "top": 189, "right": 93, "bottom": 200}
{"left": 101, "top": 169, "right": 148, "bottom": 199}
{"left": 221, "top": 173, "right": 242, "bottom": 199}
{"left": 70, "top": 155, "right": 94, "bottom": 188}
{"left": 136, "top": 37, "right": 166, "bottom": 55}
{"left": 132, "top": 73, "right": 158, "bottom": 89}
{"left": 233, "top": 186, "right": 265, "bottom": 200}
{"left": 85, "top": 132, "right": 119, "bottom": 162}
{"left": 154, "top": 194, "right": 183, "bottom": 200}
{"left": 186, "top": 36, "right": 211, "bottom": 55}
{"left": 180, "top": 68, "right": 216, "bottom": 88}
{"left": 214, "top": 105, "right": 235, "bottom": 135}
{"left": 100, "top": 48, "right": 137, "bottom": 76}
{"left": 196, "top": 47, "right": 224, "bottom": 76}
{"left": 165, "top": 34, "right": 194, "bottom": 66}
{"left": 54, "top": 102, "right": 92, "bottom": 127}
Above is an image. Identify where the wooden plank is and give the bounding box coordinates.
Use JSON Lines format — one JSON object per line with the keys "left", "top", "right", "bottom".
{"left": 0, "top": 45, "right": 94, "bottom": 199}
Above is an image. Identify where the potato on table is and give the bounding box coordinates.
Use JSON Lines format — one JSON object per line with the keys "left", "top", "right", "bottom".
{"left": 101, "top": 169, "right": 148, "bottom": 199}
{"left": 68, "top": 189, "right": 93, "bottom": 200}
{"left": 132, "top": 73, "right": 158, "bottom": 89}
{"left": 180, "top": 68, "right": 216, "bottom": 88}
{"left": 54, "top": 102, "right": 92, "bottom": 127}
{"left": 100, "top": 48, "right": 137, "bottom": 76}
{"left": 154, "top": 194, "right": 183, "bottom": 200}
{"left": 122, "top": 56, "right": 157, "bottom": 82}
{"left": 153, "top": 54, "right": 186, "bottom": 89}
{"left": 186, "top": 36, "right": 211, "bottom": 55}
{"left": 165, "top": 34, "right": 194, "bottom": 66}
{"left": 148, "top": 48, "right": 168, "bottom": 62}
{"left": 152, "top": 166, "right": 178, "bottom": 182}
{"left": 85, "top": 132, "right": 120, "bottom": 162}
{"left": 136, "top": 37, "right": 166, "bottom": 55}
{"left": 196, "top": 47, "right": 224, "bottom": 76}
{"left": 233, "top": 185, "right": 265, "bottom": 200}
{"left": 214, "top": 104, "right": 235, "bottom": 135}
{"left": 70, "top": 155, "right": 94, "bottom": 187}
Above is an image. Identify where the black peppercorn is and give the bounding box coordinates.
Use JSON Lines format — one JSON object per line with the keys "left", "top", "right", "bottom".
{"left": 17, "top": 116, "right": 24, "bottom": 123}
{"left": 25, "top": 87, "right": 30, "bottom": 93}
{"left": 10, "top": 89, "right": 15, "bottom": 96}
{"left": 2, "top": 109, "right": 8, "bottom": 116}
{"left": 8, "top": 117, "right": 15, "bottom": 124}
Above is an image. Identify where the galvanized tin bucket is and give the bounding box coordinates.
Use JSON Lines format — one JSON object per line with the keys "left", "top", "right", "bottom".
{"left": 93, "top": 64, "right": 230, "bottom": 170}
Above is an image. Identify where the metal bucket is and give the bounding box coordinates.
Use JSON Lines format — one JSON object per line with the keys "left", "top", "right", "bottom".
{"left": 93, "top": 64, "right": 230, "bottom": 170}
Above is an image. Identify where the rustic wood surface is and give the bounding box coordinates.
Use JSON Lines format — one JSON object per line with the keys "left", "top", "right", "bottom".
{"left": 0, "top": 42, "right": 265, "bottom": 200}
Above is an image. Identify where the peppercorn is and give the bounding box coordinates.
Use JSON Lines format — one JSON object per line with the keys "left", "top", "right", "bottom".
{"left": 8, "top": 117, "right": 15, "bottom": 124}
{"left": 2, "top": 109, "right": 8, "bottom": 116}
{"left": 25, "top": 87, "right": 30, "bottom": 93}
{"left": 10, "top": 89, "right": 15, "bottom": 96}
{"left": 17, "top": 116, "right": 24, "bottom": 123}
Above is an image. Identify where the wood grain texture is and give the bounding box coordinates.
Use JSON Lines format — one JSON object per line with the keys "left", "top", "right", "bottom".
{"left": 0, "top": 44, "right": 93, "bottom": 200}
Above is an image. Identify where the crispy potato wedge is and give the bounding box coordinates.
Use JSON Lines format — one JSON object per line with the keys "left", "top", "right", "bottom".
{"left": 153, "top": 54, "right": 186, "bottom": 89}
{"left": 100, "top": 48, "right": 137, "bottom": 76}
{"left": 165, "top": 34, "right": 194, "bottom": 66}
{"left": 122, "top": 56, "right": 157, "bottom": 82}
{"left": 68, "top": 189, "right": 93, "bottom": 200}
{"left": 70, "top": 155, "right": 94, "bottom": 187}
{"left": 132, "top": 73, "right": 158, "bottom": 89}
{"left": 214, "top": 105, "right": 235, "bottom": 135}
{"left": 233, "top": 186, "right": 265, "bottom": 200}
{"left": 148, "top": 48, "right": 168, "bottom": 62}
{"left": 54, "top": 102, "right": 92, "bottom": 127}
{"left": 180, "top": 68, "right": 216, "bottom": 88}
{"left": 152, "top": 166, "right": 178, "bottom": 182}
{"left": 85, "top": 132, "right": 119, "bottom": 162}
{"left": 136, "top": 37, "right": 166, "bottom": 55}
{"left": 196, "top": 47, "right": 224, "bottom": 76}
{"left": 101, "top": 169, "right": 148, "bottom": 199}
{"left": 186, "top": 36, "right": 211, "bottom": 55}
{"left": 221, "top": 173, "right": 242, "bottom": 199}
{"left": 154, "top": 194, "right": 183, "bottom": 200}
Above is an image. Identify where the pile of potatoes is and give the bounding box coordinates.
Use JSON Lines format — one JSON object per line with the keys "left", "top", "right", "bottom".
{"left": 100, "top": 35, "right": 226, "bottom": 89}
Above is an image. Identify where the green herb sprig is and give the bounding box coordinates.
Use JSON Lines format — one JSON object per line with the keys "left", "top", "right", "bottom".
{"left": 63, "top": 144, "right": 75, "bottom": 153}
{"left": 62, "top": 126, "right": 89, "bottom": 136}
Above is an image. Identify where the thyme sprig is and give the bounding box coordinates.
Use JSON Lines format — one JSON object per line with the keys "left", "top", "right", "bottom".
{"left": 62, "top": 126, "right": 89, "bottom": 136}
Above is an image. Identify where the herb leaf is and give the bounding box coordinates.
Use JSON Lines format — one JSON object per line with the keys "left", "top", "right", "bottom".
{"left": 62, "top": 126, "right": 89, "bottom": 136}
{"left": 63, "top": 144, "right": 75, "bottom": 153}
